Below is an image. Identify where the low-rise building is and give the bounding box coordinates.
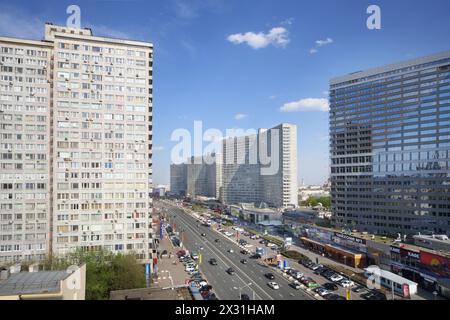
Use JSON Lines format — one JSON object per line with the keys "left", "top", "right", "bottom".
{"left": 0, "top": 264, "right": 86, "bottom": 300}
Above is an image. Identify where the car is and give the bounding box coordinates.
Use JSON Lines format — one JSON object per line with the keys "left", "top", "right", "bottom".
{"left": 207, "top": 293, "right": 218, "bottom": 300}
{"left": 267, "top": 282, "right": 280, "bottom": 290}
{"left": 201, "top": 233, "right": 206, "bottom": 237}
{"left": 340, "top": 279, "right": 355, "bottom": 288}
{"left": 264, "top": 273, "right": 275, "bottom": 280}
{"left": 319, "top": 268, "right": 332, "bottom": 276}
{"left": 199, "top": 285, "right": 213, "bottom": 292}
{"left": 240, "top": 259, "right": 248, "bottom": 264}
{"left": 322, "top": 283, "right": 339, "bottom": 291}
{"left": 209, "top": 258, "right": 217, "bottom": 265}
{"left": 352, "top": 285, "right": 366, "bottom": 293}
{"left": 326, "top": 294, "right": 346, "bottom": 300}
{"left": 361, "top": 291, "right": 387, "bottom": 300}
{"left": 292, "top": 272, "right": 304, "bottom": 280}
{"left": 299, "top": 259, "right": 311, "bottom": 266}
{"left": 330, "top": 274, "right": 344, "bottom": 282}
{"left": 250, "top": 253, "right": 261, "bottom": 259}
{"left": 290, "top": 282, "right": 301, "bottom": 290}
{"left": 185, "top": 265, "right": 196, "bottom": 272}
{"left": 307, "top": 281, "right": 320, "bottom": 289}
{"left": 227, "top": 248, "right": 234, "bottom": 253}
{"left": 240, "top": 249, "right": 249, "bottom": 255}
{"left": 226, "top": 267, "right": 235, "bottom": 275}
{"left": 315, "top": 287, "right": 332, "bottom": 297}
{"left": 240, "top": 294, "right": 251, "bottom": 300}
{"left": 214, "top": 239, "right": 220, "bottom": 243}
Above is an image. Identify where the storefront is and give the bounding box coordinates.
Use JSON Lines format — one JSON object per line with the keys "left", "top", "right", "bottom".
{"left": 300, "top": 237, "right": 366, "bottom": 268}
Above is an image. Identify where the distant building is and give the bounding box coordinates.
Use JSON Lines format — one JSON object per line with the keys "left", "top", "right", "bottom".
{"left": 298, "top": 185, "right": 330, "bottom": 202}
{"left": 221, "top": 123, "right": 298, "bottom": 208}
{"left": 170, "top": 154, "right": 220, "bottom": 198}
{"left": 0, "top": 264, "right": 86, "bottom": 300}
{"left": 230, "top": 203, "right": 283, "bottom": 226}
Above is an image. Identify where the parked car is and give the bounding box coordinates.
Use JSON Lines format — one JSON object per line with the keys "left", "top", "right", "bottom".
{"left": 326, "top": 294, "right": 346, "bottom": 300}
{"left": 240, "top": 294, "right": 251, "bottom": 300}
{"left": 290, "top": 282, "right": 301, "bottom": 290}
{"left": 322, "top": 282, "right": 339, "bottom": 291}
{"left": 361, "top": 290, "right": 387, "bottom": 300}
{"left": 330, "top": 274, "right": 344, "bottom": 282}
{"left": 265, "top": 273, "right": 275, "bottom": 280}
{"left": 315, "top": 287, "right": 332, "bottom": 297}
{"left": 268, "top": 282, "right": 280, "bottom": 290}
{"left": 340, "top": 279, "right": 355, "bottom": 288}
{"left": 185, "top": 265, "right": 196, "bottom": 272}
{"left": 209, "top": 258, "right": 217, "bottom": 265}
{"left": 240, "top": 259, "right": 248, "bottom": 265}
{"left": 201, "top": 233, "right": 206, "bottom": 237}
{"left": 352, "top": 285, "right": 366, "bottom": 293}
{"left": 214, "top": 239, "right": 220, "bottom": 243}
{"left": 240, "top": 249, "right": 249, "bottom": 255}
{"left": 228, "top": 249, "right": 234, "bottom": 253}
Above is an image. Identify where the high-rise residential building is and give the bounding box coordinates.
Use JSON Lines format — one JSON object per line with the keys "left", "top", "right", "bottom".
{"left": 0, "top": 38, "right": 52, "bottom": 264}
{"left": 0, "top": 23, "right": 154, "bottom": 263}
{"left": 170, "top": 163, "right": 187, "bottom": 197}
{"left": 330, "top": 51, "right": 450, "bottom": 236}
{"left": 221, "top": 123, "right": 298, "bottom": 208}
{"left": 170, "top": 154, "right": 220, "bottom": 198}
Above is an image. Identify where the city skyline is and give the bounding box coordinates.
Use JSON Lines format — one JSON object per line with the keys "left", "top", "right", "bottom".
{"left": 1, "top": 0, "right": 450, "bottom": 185}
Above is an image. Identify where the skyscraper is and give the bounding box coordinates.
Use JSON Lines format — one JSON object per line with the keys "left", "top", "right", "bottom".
{"left": 330, "top": 51, "right": 450, "bottom": 236}
{"left": 0, "top": 38, "right": 52, "bottom": 264}
{"left": 0, "top": 23, "right": 154, "bottom": 263}
{"left": 221, "top": 123, "right": 298, "bottom": 208}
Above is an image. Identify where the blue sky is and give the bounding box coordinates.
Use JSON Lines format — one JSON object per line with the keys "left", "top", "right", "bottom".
{"left": 1, "top": 0, "right": 449, "bottom": 185}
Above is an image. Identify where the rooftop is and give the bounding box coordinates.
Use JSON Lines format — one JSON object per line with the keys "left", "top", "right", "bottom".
{"left": 0, "top": 270, "right": 70, "bottom": 296}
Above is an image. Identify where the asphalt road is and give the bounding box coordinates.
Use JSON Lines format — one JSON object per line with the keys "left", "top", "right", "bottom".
{"left": 160, "top": 201, "right": 313, "bottom": 301}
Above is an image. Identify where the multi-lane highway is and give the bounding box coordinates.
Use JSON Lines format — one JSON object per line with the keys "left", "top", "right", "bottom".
{"left": 159, "top": 201, "right": 313, "bottom": 300}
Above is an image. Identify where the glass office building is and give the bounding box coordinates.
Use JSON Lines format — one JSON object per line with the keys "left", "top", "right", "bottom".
{"left": 329, "top": 51, "right": 450, "bottom": 236}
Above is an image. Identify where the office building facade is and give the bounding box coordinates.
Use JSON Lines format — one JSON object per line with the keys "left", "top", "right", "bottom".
{"left": 330, "top": 51, "right": 450, "bottom": 236}
{"left": 0, "top": 23, "right": 154, "bottom": 263}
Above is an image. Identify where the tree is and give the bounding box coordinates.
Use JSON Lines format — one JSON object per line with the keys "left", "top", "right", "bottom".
{"left": 44, "top": 249, "right": 145, "bottom": 300}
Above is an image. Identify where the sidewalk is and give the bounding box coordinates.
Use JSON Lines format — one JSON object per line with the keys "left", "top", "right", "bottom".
{"left": 155, "top": 229, "right": 190, "bottom": 289}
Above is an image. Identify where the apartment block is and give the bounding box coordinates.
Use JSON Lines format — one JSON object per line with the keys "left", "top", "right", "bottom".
{"left": 221, "top": 123, "right": 298, "bottom": 208}
{"left": 0, "top": 38, "right": 52, "bottom": 264}
{"left": 170, "top": 155, "right": 220, "bottom": 199}
{"left": 330, "top": 51, "right": 450, "bottom": 236}
{"left": 0, "top": 23, "right": 154, "bottom": 263}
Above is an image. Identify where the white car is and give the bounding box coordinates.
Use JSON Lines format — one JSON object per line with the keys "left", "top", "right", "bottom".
{"left": 330, "top": 274, "right": 344, "bottom": 282}
{"left": 340, "top": 280, "right": 355, "bottom": 288}
{"left": 268, "top": 282, "right": 280, "bottom": 290}
{"left": 228, "top": 249, "right": 234, "bottom": 253}
{"left": 316, "top": 288, "right": 332, "bottom": 297}
{"left": 185, "top": 265, "right": 196, "bottom": 272}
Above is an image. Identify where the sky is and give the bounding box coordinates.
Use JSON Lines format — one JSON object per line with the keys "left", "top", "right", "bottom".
{"left": 1, "top": 0, "right": 449, "bottom": 186}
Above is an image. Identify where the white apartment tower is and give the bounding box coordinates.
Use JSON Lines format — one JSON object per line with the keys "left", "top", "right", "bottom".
{"left": 0, "top": 38, "right": 52, "bottom": 264}
{"left": 0, "top": 23, "right": 154, "bottom": 263}
{"left": 221, "top": 123, "right": 298, "bottom": 208}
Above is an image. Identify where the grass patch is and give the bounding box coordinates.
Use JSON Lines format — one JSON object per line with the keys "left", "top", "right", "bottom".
{"left": 280, "top": 250, "right": 309, "bottom": 261}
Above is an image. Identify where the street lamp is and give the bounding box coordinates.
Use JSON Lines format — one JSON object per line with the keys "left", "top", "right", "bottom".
{"left": 233, "top": 282, "right": 254, "bottom": 300}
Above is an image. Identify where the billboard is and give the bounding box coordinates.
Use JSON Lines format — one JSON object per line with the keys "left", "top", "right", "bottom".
{"left": 420, "top": 251, "right": 450, "bottom": 277}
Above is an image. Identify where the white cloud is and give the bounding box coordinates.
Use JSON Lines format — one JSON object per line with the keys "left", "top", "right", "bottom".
{"left": 280, "top": 98, "right": 329, "bottom": 112}
{"left": 227, "top": 27, "right": 289, "bottom": 49}
{"left": 280, "top": 18, "right": 294, "bottom": 26}
{"left": 316, "top": 37, "right": 333, "bottom": 47}
{"left": 309, "top": 37, "right": 334, "bottom": 54}
{"left": 234, "top": 113, "right": 248, "bottom": 120}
